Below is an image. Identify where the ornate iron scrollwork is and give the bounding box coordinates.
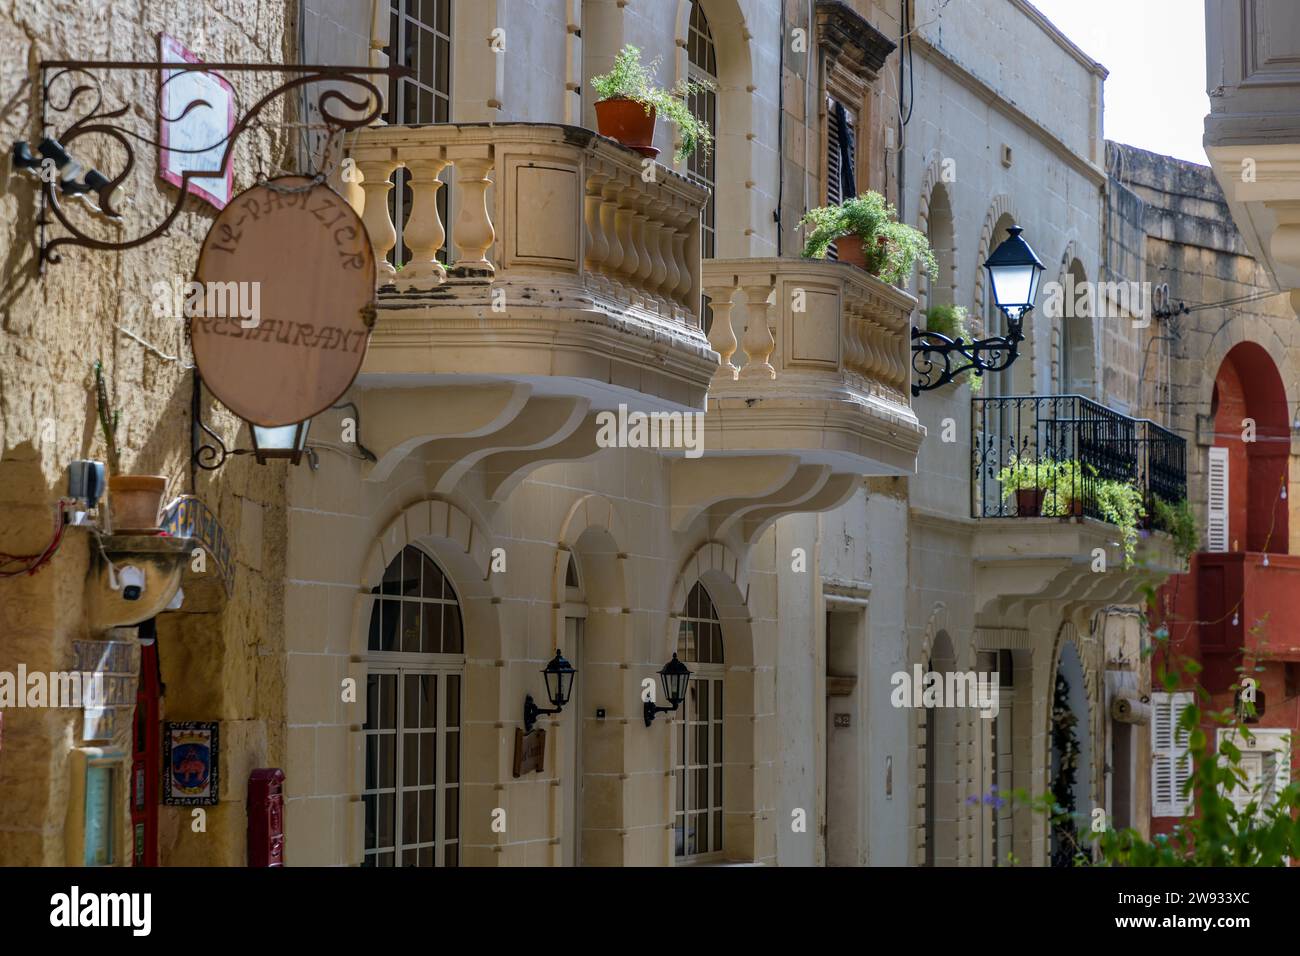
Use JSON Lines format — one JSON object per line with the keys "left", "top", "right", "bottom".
{"left": 32, "top": 58, "right": 407, "bottom": 267}
{"left": 910, "top": 315, "right": 1025, "bottom": 396}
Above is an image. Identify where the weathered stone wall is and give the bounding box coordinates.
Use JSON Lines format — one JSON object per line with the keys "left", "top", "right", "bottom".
{"left": 0, "top": 0, "right": 295, "bottom": 865}
{"left": 1112, "top": 141, "right": 1299, "bottom": 545}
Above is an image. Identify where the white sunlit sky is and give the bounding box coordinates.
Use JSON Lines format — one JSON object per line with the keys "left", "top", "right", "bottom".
{"left": 1028, "top": 0, "right": 1210, "bottom": 165}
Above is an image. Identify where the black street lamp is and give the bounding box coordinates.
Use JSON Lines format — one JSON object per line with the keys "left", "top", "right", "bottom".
{"left": 644, "top": 652, "right": 693, "bottom": 727}
{"left": 524, "top": 649, "right": 577, "bottom": 732}
{"left": 910, "top": 225, "right": 1045, "bottom": 395}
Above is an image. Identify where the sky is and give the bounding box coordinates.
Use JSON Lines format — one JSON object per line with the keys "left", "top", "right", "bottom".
{"left": 1028, "top": 0, "right": 1211, "bottom": 166}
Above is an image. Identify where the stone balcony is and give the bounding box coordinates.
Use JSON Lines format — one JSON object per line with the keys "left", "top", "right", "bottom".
{"left": 670, "top": 258, "right": 924, "bottom": 541}
{"left": 1205, "top": 0, "right": 1300, "bottom": 303}
{"left": 345, "top": 123, "right": 715, "bottom": 492}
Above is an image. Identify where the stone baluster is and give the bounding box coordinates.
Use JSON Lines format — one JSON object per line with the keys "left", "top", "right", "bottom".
{"left": 703, "top": 281, "right": 739, "bottom": 383}
{"left": 397, "top": 155, "right": 450, "bottom": 290}
{"left": 615, "top": 187, "right": 642, "bottom": 300}
{"left": 448, "top": 151, "right": 495, "bottom": 277}
{"left": 738, "top": 279, "right": 777, "bottom": 379}
{"left": 841, "top": 295, "right": 866, "bottom": 374}
{"left": 356, "top": 154, "right": 400, "bottom": 287}
{"left": 886, "top": 329, "right": 905, "bottom": 391}
{"left": 599, "top": 178, "right": 626, "bottom": 295}
{"left": 658, "top": 205, "right": 681, "bottom": 311}
{"left": 674, "top": 212, "right": 696, "bottom": 317}
{"left": 643, "top": 199, "right": 670, "bottom": 312}
{"left": 632, "top": 197, "right": 659, "bottom": 308}
{"left": 583, "top": 171, "right": 611, "bottom": 294}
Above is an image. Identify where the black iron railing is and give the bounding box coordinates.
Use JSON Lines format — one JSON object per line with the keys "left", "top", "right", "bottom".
{"left": 1138, "top": 419, "right": 1187, "bottom": 517}
{"left": 972, "top": 395, "right": 1187, "bottom": 521}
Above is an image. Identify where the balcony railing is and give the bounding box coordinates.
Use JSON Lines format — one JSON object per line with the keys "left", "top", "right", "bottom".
{"left": 701, "top": 257, "right": 913, "bottom": 405}
{"left": 349, "top": 122, "right": 707, "bottom": 327}
{"left": 972, "top": 395, "right": 1186, "bottom": 520}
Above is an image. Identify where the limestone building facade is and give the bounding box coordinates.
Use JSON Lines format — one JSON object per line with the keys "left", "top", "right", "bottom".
{"left": 1, "top": 0, "right": 1190, "bottom": 868}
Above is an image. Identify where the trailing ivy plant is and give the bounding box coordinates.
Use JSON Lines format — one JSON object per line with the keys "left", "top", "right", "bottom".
{"left": 1095, "top": 476, "right": 1146, "bottom": 568}
{"left": 589, "top": 45, "right": 714, "bottom": 163}
{"left": 1049, "top": 670, "right": 1081, "bottom": 868}
{"left": 1041, "top": 458, "right": 1086, "bottom": 517}
{"left": 799, "top": 191, "right": 937, "bottom": 286}
{"left": 1153, "top": 497, "right": 1198, "bottom": 562}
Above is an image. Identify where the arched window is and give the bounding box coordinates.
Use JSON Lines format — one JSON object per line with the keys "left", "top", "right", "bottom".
{"left": 686, "top": 1, "right": 717, "bottom": 260}
{"left": 674, "top": 581, "right": 724, "bottom": 860}
{"left": 363, "top": 544, "right": 464, "bottom": 867}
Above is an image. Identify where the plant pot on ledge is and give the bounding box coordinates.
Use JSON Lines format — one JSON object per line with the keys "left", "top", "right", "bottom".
{"left": 1015, "top": 488, "right": 1045, "bottom": 517}
{"left": 108, "top": 475, "right": 168, "bottom": 534}
{"left": 594, "top": 98, "right": 659, "bottom": 158}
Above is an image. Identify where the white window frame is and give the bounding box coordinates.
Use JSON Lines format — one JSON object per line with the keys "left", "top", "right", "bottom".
{"left": 1151, "top": 690, "right": 1194, "bottom": 818}
{"left": 1216, "top": 727, "right": 1292, "bottom": 819}
{"left": 673, "top": 582, "right": 725, "bottom": 864}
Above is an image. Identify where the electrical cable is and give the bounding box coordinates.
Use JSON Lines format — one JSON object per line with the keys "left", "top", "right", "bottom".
{"left": 0, "top": 499, "right": 72, "bottom": 578}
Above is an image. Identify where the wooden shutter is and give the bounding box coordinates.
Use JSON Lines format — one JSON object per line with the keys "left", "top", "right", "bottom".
{"left": 825, "top": 98, "right": 857, "bottom": 262}
{"left": 1151, "top": 691, "right": 1193, "bottom": 817}
{"left": 1207, "top": 446, "right": 1229, "bottom": 552}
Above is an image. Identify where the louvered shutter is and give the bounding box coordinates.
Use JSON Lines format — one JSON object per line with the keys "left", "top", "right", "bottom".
{"left": 825, "top": 98, "right": 857, "bottom": 261}
{"left": 1207, "top": 446, "right": 1229, "bottom": 552}
{"left": 1151, "top": 691, "right": 1193, "bottom": 817}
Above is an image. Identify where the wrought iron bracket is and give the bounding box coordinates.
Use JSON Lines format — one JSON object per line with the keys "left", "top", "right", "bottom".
{"left": 910, "top": 310, "right": 1027, "bottom": 396}
{"left": 28, "top": 58, "right": 408, "bottom": 269}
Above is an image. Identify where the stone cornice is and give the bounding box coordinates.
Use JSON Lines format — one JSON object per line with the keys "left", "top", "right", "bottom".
{"left": 815, "top": 0, "right": 897, "bottom": 78}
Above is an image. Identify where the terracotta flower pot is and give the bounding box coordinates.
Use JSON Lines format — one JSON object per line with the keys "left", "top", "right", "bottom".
{"left": 1015, "top": 488, "right": 1045, "bottom": 517}
{"left": 109, "top": 475, "right": 167, "bottom": 533}
{"left": 594, "top": 98, "right": 659, "bottom": 158}
{"left": 835, "top": 234, "right": 868, "bottom": 269}
{"left": 1064, "top": 498, "right": 1084, "bottom": 517}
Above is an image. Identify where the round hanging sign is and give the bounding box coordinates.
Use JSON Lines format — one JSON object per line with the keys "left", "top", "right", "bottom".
{"left": 192, "top": 176, "right": 376, "bottom": 427}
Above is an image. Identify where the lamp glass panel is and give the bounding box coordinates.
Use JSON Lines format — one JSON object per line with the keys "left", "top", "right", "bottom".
{"left": 251, "top": 423, "right": 301, "bottom": 451}
{"left": 989, "top": 264, "right": 1036, "bottom": 311}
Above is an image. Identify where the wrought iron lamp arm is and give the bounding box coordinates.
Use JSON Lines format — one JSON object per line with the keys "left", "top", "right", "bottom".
{"left": 910, "top": 309, "right": 1028, "bottom": 396}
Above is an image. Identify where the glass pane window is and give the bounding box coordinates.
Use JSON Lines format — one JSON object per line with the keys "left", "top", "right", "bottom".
{"left": 363, "top": 545, "right": 464, "bottom": 868}
{"left": 673, "top": 580, "right": 724, "bottom": 861}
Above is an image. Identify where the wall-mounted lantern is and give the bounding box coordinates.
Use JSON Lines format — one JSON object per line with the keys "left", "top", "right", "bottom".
{"left": 911, "top": 225, "right": 1045, "bottom": 394}
{"left": 523, "top": 649, "right": 576, "bottom": 732}
{"left": 249, "top": 420, "right": 311, "bottom": 466}
{"left": 644, "top": 653, "right": 693, "bottom": 727}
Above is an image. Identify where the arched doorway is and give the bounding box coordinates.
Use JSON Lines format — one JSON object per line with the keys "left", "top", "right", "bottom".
{"left": 1208, "top": 341, "right": 1290, "bottom": 553}
{"left": 924, "top": 631, "right": 959, "bottom": 866}
{"left": 362, "top": 544, "right": 465, "bottom": 867}
{"left": 1050, "top": 640, "right": 1090, "bottom": 868}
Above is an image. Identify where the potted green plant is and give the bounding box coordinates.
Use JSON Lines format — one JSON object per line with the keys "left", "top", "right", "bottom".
{"left": 1043, "top": 459, "right": 1087, "bottom": 517}
{"left": 590, "top": 45, "right": 714, "bottom": 162}
{"left": 800, "top": 191, "right": 937, "bottom": 285}
{"left": 996, "top": 454, "right": 1058, "bottom": 517}
{"left": 95, "top": 361, "right": 167, "bottom": 534}
{"left": 1153, "top": 497, "right": 1198, "bottom": 562}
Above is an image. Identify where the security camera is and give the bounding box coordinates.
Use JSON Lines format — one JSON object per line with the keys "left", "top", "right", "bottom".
{"left": 113, "top": 565, "right": 145, "bottom": 601}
